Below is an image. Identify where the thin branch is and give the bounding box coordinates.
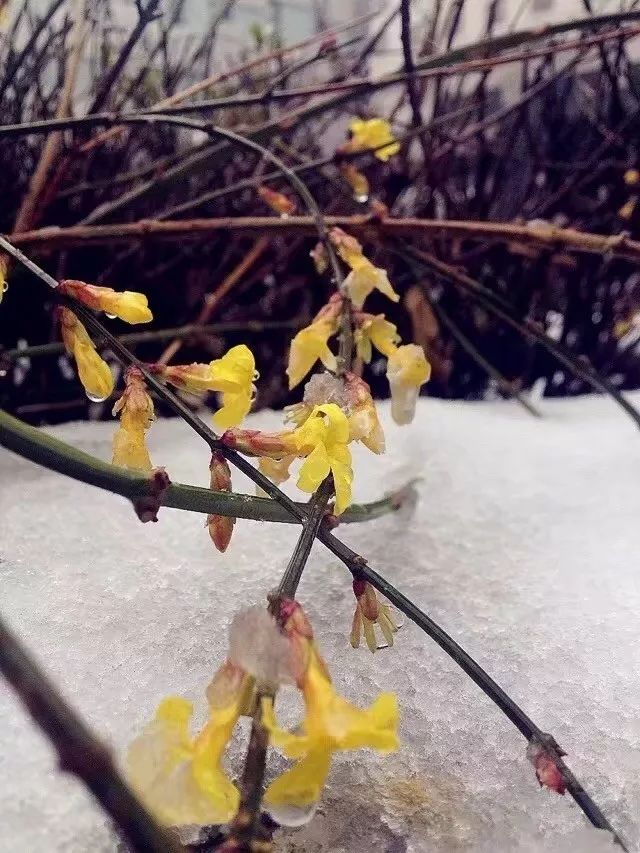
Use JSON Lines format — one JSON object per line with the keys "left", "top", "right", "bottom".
{"left": 88, "top": 0, "right": 161, "bottom": 114}
{"left": 0, "top": 407, "right": 410, "bottom": 525}
{"left": 11, "top": 0, "right": 87, "bottom": 234}
{"left": 2, "top": 319, "right": 305, "bottom": 361}
{"left": 13, "top": 214, "right": 640, "bottom": 264}
{"left": 0, "top": 614, "right": 183, "bottom": 853}
{"left": 404, "top": 244, "right": 640, "bottom": 431}
{"left": 400, "top": 0, "right": 428, "bottom": 161}
{"left": 424, "top": 290, "right": 541, "bottom": 418}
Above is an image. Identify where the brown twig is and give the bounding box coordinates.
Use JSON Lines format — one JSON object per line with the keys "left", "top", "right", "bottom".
{"left": 11, "top": 0, "right": 87, "bottom": 235}
{"left": 156, "top": 237, "right": 270, "bottom": 366}
{"left": 13, "top": 214, "right": 640, "bottom": 263}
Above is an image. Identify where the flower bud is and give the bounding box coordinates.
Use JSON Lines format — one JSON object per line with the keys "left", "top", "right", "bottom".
{"left": 207, "top": 452, "right": 235, "bottom": 553}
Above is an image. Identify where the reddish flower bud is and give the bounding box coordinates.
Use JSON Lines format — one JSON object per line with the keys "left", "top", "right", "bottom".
{"left": 207, "top": 452, "right": 235, "bottom": 553}
{"left": 527, "top": 741, "right": 566, "bottom": 795}
{"left": 257, "top": 184, "right": 296, "bottom": 216}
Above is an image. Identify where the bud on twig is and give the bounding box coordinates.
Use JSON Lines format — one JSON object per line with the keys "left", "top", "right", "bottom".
{"left": 207, "top": 452, "right": 235, "bottom": 553}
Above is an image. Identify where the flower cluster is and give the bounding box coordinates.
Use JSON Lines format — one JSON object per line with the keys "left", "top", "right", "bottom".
{"left": 127, "top": 603, "right": 398, "bottom": 828}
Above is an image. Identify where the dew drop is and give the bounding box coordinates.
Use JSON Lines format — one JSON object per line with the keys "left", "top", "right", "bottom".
{"left": 354, "top": 192, "right": 369, "bottom": 204}
{"left": 105, "top": 312, "right": 117, "bottom": 319}
{"left": 86, "top": 390, "right": 109, "bottom": 403}
{"left": 2, "top": 280, "right": 8, "bottom": 293}
{"left": 279, "top": 212, "right": 290, "bottom": 220}
{"left": 0, "top": 369, "right": 7, "bottom": 378}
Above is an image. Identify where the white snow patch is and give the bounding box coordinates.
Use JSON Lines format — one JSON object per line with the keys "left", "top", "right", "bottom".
{"left": 1, "top": 395, "right": 640, "bottom": 852}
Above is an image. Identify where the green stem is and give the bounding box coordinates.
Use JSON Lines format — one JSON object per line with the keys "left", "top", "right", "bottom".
{"left": 3, "top": 319, "right": 305, "bottom": 361}
{"left": 0, "top": 408, "right": 414, "bottom": 525}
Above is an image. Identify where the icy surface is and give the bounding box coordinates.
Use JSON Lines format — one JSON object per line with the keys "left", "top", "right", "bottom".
{"left": 1, "top": 395, "right": 640, "bottom": 852}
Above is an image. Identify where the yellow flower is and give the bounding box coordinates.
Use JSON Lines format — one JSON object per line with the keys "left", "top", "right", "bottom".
{"left": 350, "top": 579, "right": 397, "bottom": 653}
{"left": 344, "top": 373, "right": 385, "bottom": 454}
{"left": 112, "top": 367, "right": 155, "bottom": 471}
{"left": 286, "top": 318, "right": 338, "bottom": 390}
{"left": 127, "top": 661, "right": 249, "bottom": 827}
{"left": 345, "top": 258, "right": 400, "bottom": 309}
{"left": 262, "top": 644, "right": 398, "bottom": 825}
{"left": 59, "top": 308, "right": 114, "bottom": 401}
{"left": 284, "top": 403, "right": 353, "bottom": 514}
{"left": 158, "top": 345, "right": 258, "bottom": 429}
{"left": 60, "top": 280, "right": 152, "bottom": 324}
{"left": 127, "top": 693, "right": 240, "bottom": 827}
{"left": 348, "top": 118, "right": 400, "bottom": 162}
{"left": 330, "top": 228, "right": 398, "bottom": 309}
{"left": 355, "top": 314, "right": 400, "bottom": 362}
{"left": 386, "top": 344, "right": 431, "bottom": 425}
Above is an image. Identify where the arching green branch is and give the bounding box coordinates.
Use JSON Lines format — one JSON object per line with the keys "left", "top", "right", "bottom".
{"left": 0, "top": 408, "right": 415, "bottom": 525}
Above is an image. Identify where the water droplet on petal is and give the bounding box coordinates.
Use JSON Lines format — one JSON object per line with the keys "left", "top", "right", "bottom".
{"left": 105, "top": 312, "right": 117, "bottom": 319}
{"left": 86, "top": 390, "right": 109, "bottom": 403}
{"left": 2, "top": 281, "right": 8, "bottom": 293}
{"left": 354, "top": 192, "right": 369, "bottom": 204}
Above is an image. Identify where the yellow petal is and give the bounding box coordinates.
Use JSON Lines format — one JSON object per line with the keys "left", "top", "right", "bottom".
{"left": 297, "top": 443, "right": 331, "bottom": 494}
{"left": 264, "top": 748, "right": 332, "bottom": 826}
{"left": 101, "top": 290, "right": 153, "bottom": 324}
{"left": 112, "top": 425, "right": 152, "bottom": 471}
{"left": 73, "top": 340, "right": 114, "bottom": 401}
{"left": 127, "top": 694, "right": 241, "bottom": 828}
{"left": 209, "top": 344, "right": 257, "bottom": 391}
{"left": 259, "top": 455, "right": 294, "bottom": 485}
{"left": 348, "top": 118, "right": 399, "bottom": 162}
{"left": 345, "top": 261, "right": 399, "bottom": 309}
{"left": 286, "top": 320, "right": 337, "bottom": 390}
{"left": 213, "top": 389, "right": 253, "bottom": 429}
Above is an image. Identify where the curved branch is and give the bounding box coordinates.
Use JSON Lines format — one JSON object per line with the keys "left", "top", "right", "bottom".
{"left": 0, "top": 408, "right": 415, "bottom": 525}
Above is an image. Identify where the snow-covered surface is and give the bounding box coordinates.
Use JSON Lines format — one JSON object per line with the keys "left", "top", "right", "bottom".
{"left": 1, "top": 395, "right": 640, "bottom": 852}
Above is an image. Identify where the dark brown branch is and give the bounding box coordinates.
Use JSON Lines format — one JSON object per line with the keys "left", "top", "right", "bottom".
{"left": 88, "top": 0, "right": 161, "bottom": 113}
{"left": 12, "top": 214, "right": 640, "bottom": 264}
{"left": 400, "top": 0, "right": 428, "bottom": 161}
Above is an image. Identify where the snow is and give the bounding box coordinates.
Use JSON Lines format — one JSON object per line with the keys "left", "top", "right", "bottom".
{"left": 1, "top": 394, "right": 640, "bottom": 852}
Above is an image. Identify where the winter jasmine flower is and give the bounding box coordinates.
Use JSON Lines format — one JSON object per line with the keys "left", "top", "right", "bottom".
{"left": 286, "top": 317, "right": 339, "bottom": 390}
{"left": 59, "top": 308, "right": 114, "bottom": 401}
{"left": 386, "top": 344, "right": 431, "bottom": 425}
{"left": 112, "top": 367, "right": 154, "bottom": 471}
{"left": 262, "top": 600, "right": 398, "bottom": 826}
{"left": 350, "top": 578, "right": 398, "bottom": 652}
{"left": 355, "top": 313, "right": 401, "bottom": 362}
{"left": 347, "top": 117, "right": 400, "bottom": 161}
{"left": 283, "top": 403, "right": 353, "bottom": 514}
{"left": 60, "top": 280, "right": 152, "bottom": 324}
{"left": 156, "top": 344, "right": 258, "bottom": 429}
